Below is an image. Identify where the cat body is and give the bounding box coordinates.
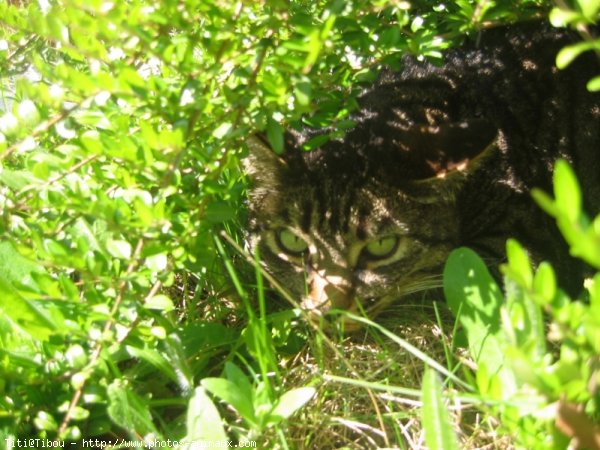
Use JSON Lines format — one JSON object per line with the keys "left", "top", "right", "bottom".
{"left": 245, "top": 22, "right": 600, "bottom": 329}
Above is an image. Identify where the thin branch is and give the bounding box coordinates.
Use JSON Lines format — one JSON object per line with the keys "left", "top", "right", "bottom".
{"left": 0, "top": 95, "right": 95, "bottom": 161}
{"left": 57, "top": 238, "right": 145, "bottom": 438}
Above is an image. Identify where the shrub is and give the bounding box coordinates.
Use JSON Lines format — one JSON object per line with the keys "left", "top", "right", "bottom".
{"left": 444, "top": 160, "right": 600, "bottom": 449}
{"left": 1, "top": 0, "right": 597, "bottom": 447}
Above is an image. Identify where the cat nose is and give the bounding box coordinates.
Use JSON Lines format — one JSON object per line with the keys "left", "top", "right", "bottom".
{"left": 302, "top": 270, "right": 353, "bottom": 312}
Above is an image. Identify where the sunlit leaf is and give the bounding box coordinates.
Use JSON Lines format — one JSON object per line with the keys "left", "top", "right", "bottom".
{"left": 422, "top": 368, "right": 460, "bottom": 450}
{"left": 533, "top": 262, "right": 557, "bottom": 304}
{"left": 269, "top": 387, "right": 316, "bottom": 422}
{"left": 201, "top": 378, "right": 257, "bottom": 426}
{"left": 182, "top": 387, "right": 227, "bottom": 447}
{"left": 143, "top": 294, "right": 175, "bottom": 312}
{"left": 587, "top": 75, "right": 600, "bottom": 91}
{"left": 444, "top": 248, "right": 516, "bottom": 399}
{"left": 266, "top": 116, "right": 284, "bottom": 154}
{"left": 505, "top": 239, "right": 533, "bottom": 288}
{"left": 0, "top": 279, "right": 57, "bottom": 341}
{"left": 553, "top": 159, "right": 581, "bottom": 223}
{"left": 549, "top": 8, "right": 581, "bottom": 27}
{"left": 556, "top": 41, "right": 595, "bottom": 69}
{"left": 107, "top": 379, "right": 159, "bottom": 437}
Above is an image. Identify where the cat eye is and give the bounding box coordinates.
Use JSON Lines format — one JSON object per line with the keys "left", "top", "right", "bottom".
{"left": 276, "top": 229, "right": 309, "bottom": 255}
{"left": 364, "top": 236, "right": 399, "bottom": 259}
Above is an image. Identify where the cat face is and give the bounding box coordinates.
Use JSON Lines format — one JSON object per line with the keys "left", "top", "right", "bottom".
{"left": 242, "top": 23, "right": 600, "bottom": 330}
{"left": 244, "top": 122, "right": 495, "bottom": 330}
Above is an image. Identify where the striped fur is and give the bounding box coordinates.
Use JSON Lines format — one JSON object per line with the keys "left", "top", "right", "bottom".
{"left": 244, "top": 22, "right": 600, "bottom": 330}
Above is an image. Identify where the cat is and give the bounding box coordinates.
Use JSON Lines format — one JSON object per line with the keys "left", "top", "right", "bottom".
{"left": 243, "top": 21, "right": 600, "bottom": 331}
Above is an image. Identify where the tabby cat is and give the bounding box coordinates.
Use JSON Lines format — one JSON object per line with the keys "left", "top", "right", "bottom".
{"left": 244, "top": 21, "right": 600, "bottom": 330}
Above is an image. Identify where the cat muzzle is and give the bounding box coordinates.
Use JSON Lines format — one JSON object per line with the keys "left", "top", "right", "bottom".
{"left": 301, "top": 269, "right": 354, "bottom": 313}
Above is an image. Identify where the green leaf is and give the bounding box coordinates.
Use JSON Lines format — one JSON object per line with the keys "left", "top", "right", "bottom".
{"left": 179, "top": 322, "right": 238, "bottom": 354}
{"left": 70, "top": 218, "right": 102, "bottom": 252}
{"left": 0, "top": 168, "right": 37, "bottom": 191}
{"left": 73, "top": 110, "right": 112, "bottom": 129}
{"left": 533, "top": 262, "right": 557, "bottom": 304}
{"left": 16, "top": 99, "right": 40, "bottom": 126}
{"left": 80, "top": 130, "right": 104, "bottom": 154}
{"left": 212, "top": 122, "right": 232, "bottom": 139}
{"left": 304, "top": 30, "right": 323, "bottom": 72}
{"left": 0, "top": 112, "right": 19, "bottom": 136}
{"left": 294, "top": 80, "right": 312, "bottom": 106}
{"left": 503, "top": 275, "right": 547, "bottom": 361}
{"left": 106, "top": 239, "right": 132, "bottom": 259}
{"left": 302, "top": 133, "right": 330, "bottom": 151}
{"left": 587, "top": 75, "right": 600, "bottom": 92}
{"left": 0, "top": 278, "right": 57, "bottom": 341}
{"left": 444, "top": 248, "right": 515, "bottom": 399}
{"left": 65, "top": 344, "right": 88, "bottom": 368}
{"left": 125, "top": 345, "right": 179, "bottom": 384}
{"left": 269, "top": 387, "right": 316, "bottom": 423}
{"left": 578, "top": 0, "right": 600, "bottom": 20}
{"left": 549, "top": 8, "right": 582, "bottom": 27}
{"left": 201, "top": 377, "right": 257, "bottom": 426}
{"left": 144, "top": 294, "right": 175, "bottom": 312}
{"left": 68, "top": 406, "right": 90, "bottom": 421}
{"left": 0, "top": 241, "right": 45, "bottom": 289}
{"left": 553, "top": 159, "right": 581, "bottom": 223}
{"left": 204, "top": 202, "right": 236, "bottom": 223}
{"left": 145, "top": 253, "right": 168, "bottom": 272}
{"left": 34, "top": 411, "right": 58, "bottom": 432}
{"left": 531, "top": 188, "right": 559, "bottom": 218}
{"left": 225, "top": 362, "right": 254, "bottom": 406}
{"left": 107, "top": 379, "right": 159, "bottom": 437}
{"left": 118, "top": 67, "right": 147, "bottom": 91}
{"left": 421, "top": 368, "right": 460, "bottom": 450}
{"left": 556, "top": 41, "right": 595, "bottom": 70}
{"left": 505, "top": 239, "right": 533, "bottom": 288}
{"left": 182, "top": 387, "right": 227, "bottom": 448}
{"left": 266, "top": 116, "right": 284, "bottom": 154}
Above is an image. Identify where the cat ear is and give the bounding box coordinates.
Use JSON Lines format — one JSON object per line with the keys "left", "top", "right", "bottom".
{"left": 243, "top": 134, "right": 287, "bottom": 185}
{"left": 398, "top": 118, "right": 498, "bottom": 179}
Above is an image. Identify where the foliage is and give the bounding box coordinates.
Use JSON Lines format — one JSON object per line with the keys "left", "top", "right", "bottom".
{"left": 444, "top": 160, "right": 600, "bottom": 449}
{"left": 0, "top": 0, "right": 595, "bottom": 447}
{"left": 421, "top": 367, "right": 460, "bottom": 450}
{"left": 201, "top": 362, "right": 316, "bottom": 436}
{"left": 550, "top": 0, "right": 600, "bottom": 90}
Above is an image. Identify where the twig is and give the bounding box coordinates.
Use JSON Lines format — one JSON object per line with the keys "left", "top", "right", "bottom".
{"left": 0, "top": 96, "right": 95, "bottom": 161}
{"left": 57, "top": 238, "right": 145, "bottom": 438}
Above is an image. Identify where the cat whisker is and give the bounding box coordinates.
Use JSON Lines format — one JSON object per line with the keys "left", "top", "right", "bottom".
{"left": 362, "top": 275, "right": 444, "bottom": 317}
{"left": 389, "top": 274, "right": 443, "bottom": 296}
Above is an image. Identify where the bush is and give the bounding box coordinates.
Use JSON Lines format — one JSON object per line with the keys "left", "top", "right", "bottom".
{"left": 1, "top": 0, "right": 598, "bottom": 447}
{"left": 444, "top": 160, "right": 600, "bottom": 449}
